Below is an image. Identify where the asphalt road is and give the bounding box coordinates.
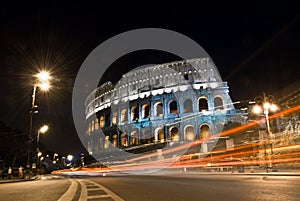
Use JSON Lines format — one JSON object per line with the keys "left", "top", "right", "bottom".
{"left": 1, "top": 174, "right": 300, "bottom": 201}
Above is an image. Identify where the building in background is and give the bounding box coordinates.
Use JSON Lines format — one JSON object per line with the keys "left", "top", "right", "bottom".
{"left": 84, "top": 58, "right": 246, "bottom": 162}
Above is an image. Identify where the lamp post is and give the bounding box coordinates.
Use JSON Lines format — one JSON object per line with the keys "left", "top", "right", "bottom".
{"left": 37, "top": 151, "right": 42, "bottom": 168}
{"left": 26, "top": 71, "right": 51, "bottom": 175}
{"left": 37, "top": 125, "right": 49, "bottom": 150}
{"left": 53, "top": 153, "right": 58, "bottom": 163}
{"left": 252, "top": 94, "right": 278, "bottom": 172}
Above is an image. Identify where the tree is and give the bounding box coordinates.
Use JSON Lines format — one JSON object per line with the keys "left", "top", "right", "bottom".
{"left": 0, "top": 122, "right": 27, "bottom": 167}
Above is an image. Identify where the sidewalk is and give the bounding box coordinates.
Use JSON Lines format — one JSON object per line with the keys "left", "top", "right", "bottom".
{"left": 0, "top": 175, "right": 39, "bottom": 184}
{"left": 0, "top": 174, "right": 66, "bottom": 184}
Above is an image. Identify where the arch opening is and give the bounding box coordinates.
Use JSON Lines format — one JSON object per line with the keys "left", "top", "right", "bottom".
{"left": 121, "top": 109, "right": 127, "bottom": 123}
{"left": 104, "top": 135, "right": 110, "bottom": 150}
{"left": 131, "top": 106, "right": 139, "bottom": 121}
{"left": 130, "top": 130, "right": 139, "bottom": 146}
{"left": 169, "top": 100, "right": 178, "bottom": 114}
{"left": 198, "top": 98, "right": 208, "bottom": 112}
{"left": 154, "top": 102, "right": 163, "bottom": 116}
{"left": 121, "top": 133, "right": 128, "bottom": 147}
{"left": 214, "top": 96, "right": 224, "bottom": 110}
{"left": 184, "top": 125, "right": 195, "bottom": 141}
{"left": 170, "top": 127, "right": 179, "bottom": 141}
{"left": 142, "top": 104, "right": 150, "bottom": 118}
{"left": 200, "top": 125, "right": 210, "bottom": 139}
{"left": 112, "top": 134, "right": 118, "bottom": 147}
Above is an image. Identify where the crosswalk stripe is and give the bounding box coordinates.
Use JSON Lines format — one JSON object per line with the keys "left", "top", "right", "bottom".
{"left": 57, "top": 179, "right": 78, "bottom": 201}
{"left": 78, "top": 179, "right": 125, "bottom": 201}
{"left": 78, "top": 180, "right": 88, "bottom": 201}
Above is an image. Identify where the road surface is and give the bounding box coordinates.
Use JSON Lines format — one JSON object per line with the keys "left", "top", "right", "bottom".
{"left": 1, "top": 174, "right": 300, "bottom": 201}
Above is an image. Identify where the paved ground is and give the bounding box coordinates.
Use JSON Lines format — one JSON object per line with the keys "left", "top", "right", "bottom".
{"left": 1, "top": 173, "right": 300, "bottom": 201}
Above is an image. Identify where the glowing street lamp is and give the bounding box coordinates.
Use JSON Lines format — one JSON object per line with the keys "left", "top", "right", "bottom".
{"left": 252, "top": 94, "right": 278, "bottom": 172}
{"left": 53, "top": 153, "right": 58, "bottom": 163}
{"left": 37, "top": 125, "right": 49, "bottom": 144}
{"left": 36, "top": 71, "right": 51, "bottom": 82}
{"left": 253, "top": 101, "right": 278, "bottom": 139}
{"left": 26, "top": 70, "right": 51, "bottom": 173}
{"left": 66, "top": 155, "right": 74, "bottom": 167}
{"left": 38, "top": 82, "right": 51, "bottom": 91}
{"left": 37, "top": 151, "right": 43, "bottom": 168}
{"left": 253, "top": 105, "right": 263, "bottom": 114}
{"left": 36, "top": 125, "right": 48, "bottom": 171}
{"left": 67, "top": 155, "right": 74, "bottom": 162}
{"left": 37, "top": 152, "right": 42, "bottom": 157}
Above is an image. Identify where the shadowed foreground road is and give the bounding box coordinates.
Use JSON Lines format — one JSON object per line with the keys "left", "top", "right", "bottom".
{"left": 1, "top": 174, "right": 300, "bottom": 201}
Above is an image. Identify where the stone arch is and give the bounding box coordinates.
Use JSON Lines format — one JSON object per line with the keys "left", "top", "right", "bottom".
{"left": 142, "top": 103, "right": 150, "bottom": 118}
{"left": 104, "top": 135, "right": 110, "bottom": 150}
{"left": 100, "top": 116, "right": 104, "bottom": 127}
{"left": 112, "top": 112, "right": 118, "bottom": 125}
{"left": 154, "top": 127, "right": 165, "bottom": 143}
{"left": 154, "top": 101, "right": 163, "bottom": 116}
{"left": 95, "top": 118, "right": 99, "bottom": 130}
{"left": 112, "top": 134, "right": 118, "bottom": 147}
{"left": 214, "top": 96, "right": 224, "bottom": 110}
{"left": 120, "top": 108, "right": 127, "bottom": 123}
{"left": 183, "top": 99, "right": 193, "bottom": 113}
{"left": 131, "top": 105, "right": 139, "bottom": 121}
{"left": 121, "top": 133, "right": 128, "bottom": 147}
{"left": 169, "top": 100, "right": 178, "bottom": 114}
{"left": 184, "top": 125, "right": 195, "bottom": 141}
{"left": 91, "top": 120, "right": 95, "bottom": 132}
{"left": 199, "top": 124, "right": 210, "bottom": 139}
{"left": 169, "top": 126, "right": 179, "bottom": 141}
{"left": 198, "top": 97, "right": 208, "bottom": 112}
{"left": 130, "top": 130, "right": 139, "bottom": 146}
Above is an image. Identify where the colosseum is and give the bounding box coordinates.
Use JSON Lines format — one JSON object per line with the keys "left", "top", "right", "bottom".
{"left": 84, "top": 58, "right": 244, "bottom": 160}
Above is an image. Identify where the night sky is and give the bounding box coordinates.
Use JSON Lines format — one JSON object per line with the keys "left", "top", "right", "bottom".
{"left": 0, "top": 2, "right": 299, "bottom": 157}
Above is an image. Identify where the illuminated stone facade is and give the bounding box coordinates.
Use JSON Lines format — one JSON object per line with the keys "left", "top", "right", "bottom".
{"left": 84, "top": 58, "right": 242, "bottom": 156}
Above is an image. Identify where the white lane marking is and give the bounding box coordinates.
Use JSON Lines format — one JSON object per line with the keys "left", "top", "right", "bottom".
{"left": 78, "top": 180, "right": 88, "bottom": 201}
{"left": 78, "top": 179, "right": 125, "bottom": 201}
{"left": 57, "top": 179, "right": 78, "bottom": 201}
{"left": 88, "top": 195, "right": 110, "bottom": 199}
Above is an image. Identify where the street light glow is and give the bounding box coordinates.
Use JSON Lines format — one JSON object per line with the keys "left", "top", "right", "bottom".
{"left": 252, "top": 94, "right": 279, "bottom": 173}
{"left": 36, "top": 71, "right": 51, "bottom": 82}
{"left": 35, "top": 70, "right": 51, "bottom": 91}
{"left": 270, "top": 104, "right": 278, "bottom": 112}
{"left": 263, "top": 102, "right": 271, "bottom": 110}
{"left": 39, "top": 125, "right": 49, "bottom": 133}
{"left": 67, "top": 155, "right": 74, "bottom": 161}
{"left": 253, "top": 105, "right": 262, "bottom": 114}
{"left": 38, "top": 82, "right": 50, "bottom": 91}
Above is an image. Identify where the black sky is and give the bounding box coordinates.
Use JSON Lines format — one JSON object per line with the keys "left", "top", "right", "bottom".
{"left": 0, "top": 2, "right": 299, "bottom": 157}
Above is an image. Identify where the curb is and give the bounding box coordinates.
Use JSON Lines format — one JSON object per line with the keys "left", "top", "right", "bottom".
{"left": 0, "top": 176, "right": 39, "bottom": 184}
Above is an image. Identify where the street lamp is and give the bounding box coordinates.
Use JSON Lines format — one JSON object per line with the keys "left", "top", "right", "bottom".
{"left": 252, "top": 94, "right": 278, "bottom": 172}
{"left": 67, "top": 155, "right": 74, "bottom": 162}
{"left": 26, "top": 71, "right": 51, "bottom": 174}
{"left": 67, "top": 155, "right": 74, "bottom": 167}
{"left": 37, "top": 125, "right": 49, "bottom": 149}
{"left": 37, "top": 151, "right": 42, "bottom": 168}
{"left": 53, "top": 153, "right": 58, "bottom": 163}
